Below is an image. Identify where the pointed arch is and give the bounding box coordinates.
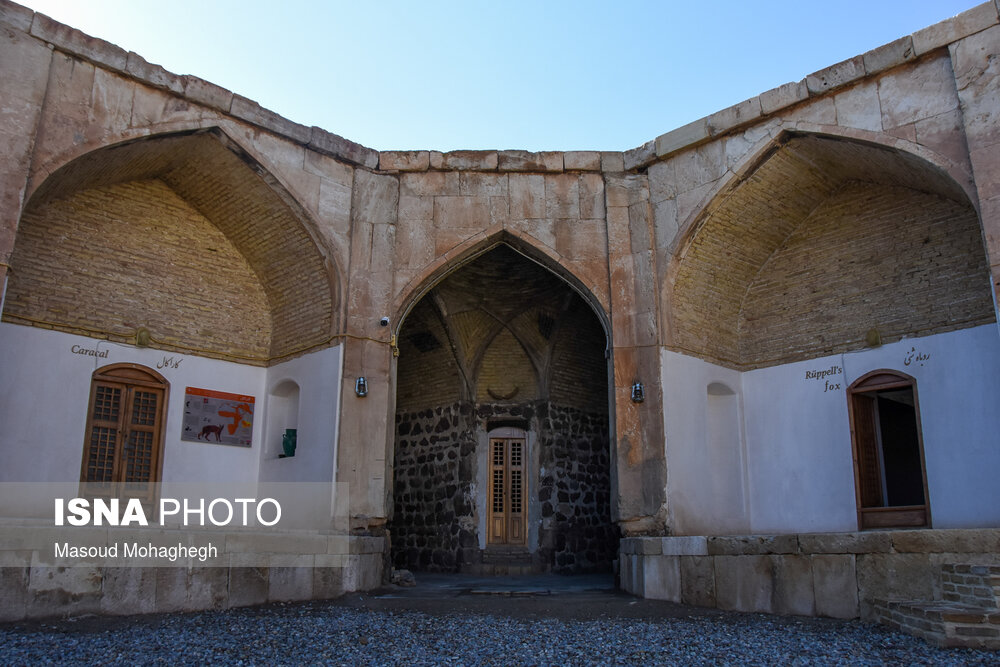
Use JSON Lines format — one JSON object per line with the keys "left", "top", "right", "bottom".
{"left": 7, "top": 128, "right": 341, "bottom": 364}
{"left": 664, "top": 129, "right": 992, "bottom": 370}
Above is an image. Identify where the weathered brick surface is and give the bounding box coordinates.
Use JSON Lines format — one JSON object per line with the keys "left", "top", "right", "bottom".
{"left": 5, "top": 180, "right": 272, "bottom": 359}
{"left": 671, "top": 137, "right": 993, "bottom": 369}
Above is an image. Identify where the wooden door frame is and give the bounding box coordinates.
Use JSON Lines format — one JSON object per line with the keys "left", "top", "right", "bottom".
{"left": 80, "top": 363, "right": 169, "bottom": 502}
{"left": 486, "top": 428, "right": 528, "bottom": 546}
{"left": 846, "top": 369, "right": 931, "bottom": 530}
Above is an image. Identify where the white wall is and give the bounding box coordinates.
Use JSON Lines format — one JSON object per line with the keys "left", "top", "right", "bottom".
{"left": 0, "top": 323, "right": 268, "bottom": 485}
{"left": 257, "top": 345, "right": 343, "bottom": 484}
{"left": 662, "top": 351, "right": 749, "bottom": 535}
{"left": 662, "top": 324, "right": 1000, "bottom": 535}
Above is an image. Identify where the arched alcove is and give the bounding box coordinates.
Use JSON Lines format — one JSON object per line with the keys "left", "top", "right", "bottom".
{"left": 390, "top": 244, "right": 616, "bottom": 574}
{"left": 267, "top": 380, "right": 301, "bottom": 459}
{"left": 4, "top": 129, "right": 339, "bottom": 365}
{"left": 669, "top": 133, "right": 995, "bottom": 370}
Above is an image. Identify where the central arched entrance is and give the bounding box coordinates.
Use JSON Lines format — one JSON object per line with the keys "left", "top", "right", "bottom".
{"left": 390, "top": 244, "right": 616, "bottom": 574}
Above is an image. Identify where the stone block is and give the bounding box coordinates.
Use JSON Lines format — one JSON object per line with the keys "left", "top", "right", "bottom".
{"left": 313, "top": 565, "right": 345, "bottom": 599}
{"left": 812, "top": 554, "right": 859, "bottom": 618}
{"left": 125, "top": 52, "right": 184, "bottom": 94}
{"left": 601, "top": 151, "right": 625, "bottom": 172}
{"left": 30, "top": 12, "right": 128, "bottom": 71}
{"left": 834, "top": 80, "right": 883, "bottom": 132}
{"left": 509, "top": 173, "right": 545, "bottom": 218}
{"left": 228, "top": 566, "right": 268, "bottom": 608}
{"left": 0, "top": 567, "right": 28, "bottom": 622}
{"left": 773, "top": 555, "right": 815, "bottom": 616}
{"left": 707, "top": 97, "right": 762, "bottom": 136}
{"left": 379, "top": 151, "right": 429, "bottom": 172}
{"left": 459, "top": 172, "right": 508, "bottom": 197}
{"left": 857, "top": 553, "right": 936, "bottom": 618}
{"left": 1, "top": 1, "right": 34, "bottom": 31}
{"left": 655, "top": 118, "right": 711, "bottom": 159}
{"left": 230, "top": 95, "right": 311, "bottom": 144}
{"left": 714, "top": 555, "right": 773, "bottom": 613}
{"left": 760, "top": 81, "right": 808, "bottom": 115}
{"left": 155, "top": 567, "right": 228, "bottom": 613}
{"left": 798, "top": 531, "right": 892, "bottom": 554}
{"left": 661, "top": 536, "right": 709, "bottom": 556}
{"left": 891, "top": 528, "right": 1000, "bottom": 553}
{"left": 100, "top": 567, "right": 157, "bottom": 616}
{"left": 912, "top": 2, "right": 1000, "bottom": 56}
{"left": 863, "top": 36, "right": 916, "bottom": 75}
{"left": 182, "top": 75, "right": 232, "bottom": 111}
{"left": 269, "top": 566, "right": 314, "bottom": 602}
{"left": 578, "top": 173, "right": 605, "bottom": 220}
{"left": 400, "top": 171, "right": 460, "bottom": 197}
{"left": 497, "top": 150, "right": 563, "bottom": 172}
{"left": 564, "top": 151, "right": 601, "bottom": 171}
{"left": 309, "top": 126, "right": 379, "bottom": 169}
{"left": 26, "top": 565, "right": 103, "bottom": 618}
{"left": 806, "top": 56, "right": 865, "bottom": 96}
{"left": 680, "top": 556, "right": 716, "bottom": 607}
{"left": 623, "top": 139, "right": 655, "bottom": 170}
{"left": 878, "top": 55, "right": 958, "bottom": 130}
{"left": 430, "top": 150, "right": 498, "bottom": 171}
{"left": 545, "top": 173, "right": 580, "bottom": 219}
{"left": 642, "top": 555, "right": 681, "bottom": 602}
{"left": 708, "top": 534, "right": 798, "bottom": 555}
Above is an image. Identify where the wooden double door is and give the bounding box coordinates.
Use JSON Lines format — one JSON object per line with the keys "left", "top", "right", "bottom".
{"left": 487, "top": 437, "right": 527, "bottom": 545}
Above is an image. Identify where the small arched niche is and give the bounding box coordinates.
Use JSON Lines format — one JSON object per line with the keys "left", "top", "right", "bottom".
{"left": 267, "top": 379, "right": 300, "bottom": 458}
{"left": 703, "top": 382, "right": 747, "bottom": 533}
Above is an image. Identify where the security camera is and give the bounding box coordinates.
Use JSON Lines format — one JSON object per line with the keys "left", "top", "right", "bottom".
{"left": 379, "top": 317, "right": 389, "bottom": 327}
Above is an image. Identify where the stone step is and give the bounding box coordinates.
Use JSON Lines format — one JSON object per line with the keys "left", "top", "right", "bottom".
{"left": 873, "top": 598, "right": 1000, "bottom": 649}
{"left": 482, "top": 548, "right": 532, "bottom": 564}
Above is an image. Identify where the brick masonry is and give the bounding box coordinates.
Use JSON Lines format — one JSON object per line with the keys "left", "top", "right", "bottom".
{"left": 4, "top": 180, "right": 272, "bottom": 360}
{"left": 669, "top": 137, "right": 994, "bottom": 370}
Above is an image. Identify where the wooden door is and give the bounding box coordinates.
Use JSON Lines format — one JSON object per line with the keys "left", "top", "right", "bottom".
{"left": 487, "top": 438, "right": 526, "bottom": 545}
{"left": 81, "top": 364, "right": 166, "bottom": 503}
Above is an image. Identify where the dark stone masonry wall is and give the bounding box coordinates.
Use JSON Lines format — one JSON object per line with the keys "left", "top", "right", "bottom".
{"left": 537, "top": 403, "right": 617, "bottom": 573}
{"left": 390, "top": 401, "right": 616, "bottom": 574}
{"left": 391, "top": 403, "right": 475, "bottom": 572}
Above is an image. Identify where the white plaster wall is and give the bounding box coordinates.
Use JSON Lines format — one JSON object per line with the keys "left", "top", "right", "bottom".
{"left": 257, "top": 345, "right": 343, "bottom": 484}
{"left": 0, "top": 323, "right": 265, "bottom": 484}
{"left": 661, "top": 351, "right": 749, "bottom": 535}
{"left": 837, "top": 324, "right": 1000, "bottom": 529}
{"left": 662, "top": 324, "right": 1000, "bottom": 535}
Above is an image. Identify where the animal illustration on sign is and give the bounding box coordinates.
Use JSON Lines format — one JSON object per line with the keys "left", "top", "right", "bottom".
{"left": 197, "top": 424, "right": 224, "bottom": 441}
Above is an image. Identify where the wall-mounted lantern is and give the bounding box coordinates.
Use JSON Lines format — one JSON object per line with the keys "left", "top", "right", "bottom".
{"left": 355, "top": 377, "right": 368, "bottom": 397}
{"left": 631, "top": 381, "right": 645, "bottom": 403}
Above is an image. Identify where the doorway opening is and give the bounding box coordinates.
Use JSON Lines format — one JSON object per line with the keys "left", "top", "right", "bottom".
{"left": 389, "top": 243, "right": 616, "bottom": 573}
{"left": 848, "top": 370, "right": 929, "bottom": 529}
{"left": 487, "top": 435, "right": 527, "bottom": 546}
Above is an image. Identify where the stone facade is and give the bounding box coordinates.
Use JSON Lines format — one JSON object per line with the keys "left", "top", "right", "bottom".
{"left": 1, "top": 0, "right": 1000, "bottom": 625}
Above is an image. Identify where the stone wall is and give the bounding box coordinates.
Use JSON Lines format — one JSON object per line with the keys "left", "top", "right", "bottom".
{"left": 0, "top": 525, "right": 385, "bottom": 622}
{"left": 621, "top": 530, "right": 1000, "bottom": 620}
{"left": 391, "top": 403, "right": 475, "bottom": 572}
{"left": 391, "top": 400, "right": 615, "bottom": 574}
{"left": 537, "top": 403, "right": 617, "bottom": 573}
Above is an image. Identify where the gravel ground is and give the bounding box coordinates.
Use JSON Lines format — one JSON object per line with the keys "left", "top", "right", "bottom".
{"left": 2, "top": 596, "right": 999, "bottom": 666}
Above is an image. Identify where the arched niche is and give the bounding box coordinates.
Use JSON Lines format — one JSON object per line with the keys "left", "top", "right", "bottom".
{"left": 668, "top": 133, "right": 994, "bottom": 371}
{"left": 267, "top": 379, "right": 301, "bottom": 459}
{"left": 5, "top": 129, "right": 339, "bottom": 365}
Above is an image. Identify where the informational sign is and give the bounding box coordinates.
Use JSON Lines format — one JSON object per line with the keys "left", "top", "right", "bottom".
{"left": 182, "top": 387, "right": 255, "bottom": 447}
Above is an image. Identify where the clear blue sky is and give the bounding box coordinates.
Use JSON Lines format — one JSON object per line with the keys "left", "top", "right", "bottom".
{"left": 16, "top": 0, "right": 983, "bottom": 152}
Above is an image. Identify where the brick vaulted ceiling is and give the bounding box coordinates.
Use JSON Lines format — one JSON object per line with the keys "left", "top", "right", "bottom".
{"left": 13, "top": 130, "right": 337, "bottom": 362}
{"left": 669, "top": 134, "right": 994, "bottom": 370}
{"left": 396, "top": 244, "right": 608, "bottom": 409}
